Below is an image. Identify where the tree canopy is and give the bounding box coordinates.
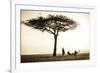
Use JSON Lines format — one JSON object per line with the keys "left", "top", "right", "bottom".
{"left": 23, "top": 15, "right": 78, "bottom": 36}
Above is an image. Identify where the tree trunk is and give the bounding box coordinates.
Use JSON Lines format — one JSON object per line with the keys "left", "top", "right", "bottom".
{"left": 53, "top": 35, "right": 58, "bottom": 56}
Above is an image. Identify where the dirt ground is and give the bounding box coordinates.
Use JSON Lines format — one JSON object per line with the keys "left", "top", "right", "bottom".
{"left": 21, "top": 53, "right": 89, "bottom": 63}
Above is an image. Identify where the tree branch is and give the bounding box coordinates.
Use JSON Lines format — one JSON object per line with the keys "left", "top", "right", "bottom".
{"left": 45, "top": 28, "right": 55, "bottom": 35}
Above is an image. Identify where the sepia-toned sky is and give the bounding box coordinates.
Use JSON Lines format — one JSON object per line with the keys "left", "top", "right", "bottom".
{"left": 21, "top": 10, "right": 90, "bottom": 55}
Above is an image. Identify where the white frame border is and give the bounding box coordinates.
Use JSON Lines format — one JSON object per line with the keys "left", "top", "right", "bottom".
{"left": 11, "top": 2, "right": 96, "bottom": 73}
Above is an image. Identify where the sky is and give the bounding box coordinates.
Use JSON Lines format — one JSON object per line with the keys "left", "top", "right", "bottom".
{"left": 21, "top": 10, "right": 90, "bottom": 55}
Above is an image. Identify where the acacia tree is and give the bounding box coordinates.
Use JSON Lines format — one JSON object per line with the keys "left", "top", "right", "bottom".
{"left": 23, "top": 15, "right": 79, "bottom": 56}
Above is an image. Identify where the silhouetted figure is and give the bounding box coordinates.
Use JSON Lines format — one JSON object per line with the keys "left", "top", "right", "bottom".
{"left": 67, "top": 51, "right": 71, "bottom": 55}
{"left": 62, "top": 48, "right": 65, "bottom": 56}
{"left": 73, "top": 50, "right": 78, "bottom": 55}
